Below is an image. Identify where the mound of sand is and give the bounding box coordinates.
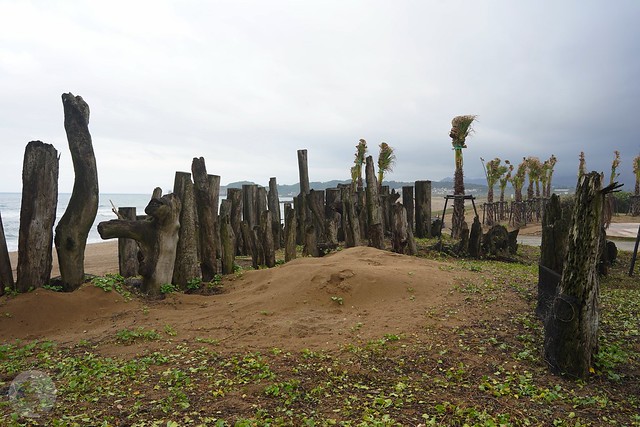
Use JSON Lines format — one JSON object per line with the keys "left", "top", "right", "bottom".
{"left": 0, "top": 247, "right": 470, "bottom": 353}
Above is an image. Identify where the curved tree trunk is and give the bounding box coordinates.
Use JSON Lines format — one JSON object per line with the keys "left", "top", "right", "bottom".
{"left": 98, "top": 194, "right": 181, "bottom": 296}
{"left": 54, "top": 93, "right": 99, "bottom": 291}
{"left": 17, "top": 141, "right": 59, "bottom": 292}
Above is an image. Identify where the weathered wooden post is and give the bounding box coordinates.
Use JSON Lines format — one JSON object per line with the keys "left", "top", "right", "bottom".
{"left": 357, "top": 188, "right": 368, "bottom": 241}
{"left": 117, "top": 207, "right": 140, "bottom": 277}
{"left": 284, "top": 204, "right": 297, "bottom": 262}
{"left": 468, "top": 216, "right": 482, "bottom": 258}
{"left": 391, "top": 203, "right": 416, "bottom": 255}
{"left": 341, "top": 186, "right": 361, "bottom": 248}
{"left": 257, "top": 186, "right": 268, "bottom": 223}
{"left": 98, "top": 194, "right": 181, "bottom": 296}
{"left": 260, "top": 211, "right": 276, "bottom": 267}
{"left": 242, "top": 184, "right": 258, "bottom": 229}
{"left": 402, "top": 186, "right": 415, "bottom": 233}
{"left": 380, "top": 186, "right": 390, "bottom": 235}
{"left": 54, "top": 93, "right": 99, "bottom": 291}
{"left": 16, "top": 141, "right": 59, "bottom": 293}
{"left": 325, "top": 187, "right": 343, "bottom": 242}
{"left": 415, "top": 180, "right": 432, "bottom": 238}
{"left": 544, "top": 172, "right": 604, "bottom": 378}
{"left": 220, "top": 212, "right": 236, "bottom": 275}
{"left": 297, "top": 149, "right": 310, "bottom": 196}
{"left": 192, "top": 158, "right": 219, "bottom": 281}
{"left": 241, "top": 221, "right": 259, "bottom": 269}
{"left": 297, "top": 149, "right": 310, "bottom": 246}
{"left": 537, "top": 194, "right": 571, "bottom": 319}
{"left": 172, "top": 171, "right": 200, "bottom": 288}
{"left": 0, "top": 212, "right": 14, "bottom": 293}
{"left": 365, "top": 156, "right": 384, "bottom": 249}
{"left": 308, "top": 189, "right": 326, "bottom": 252}
{"left": 268, "top": 177, "right": 283, "bottom": 248}
{"left": 227, "top": 188, "right": 243, "bottom": 255}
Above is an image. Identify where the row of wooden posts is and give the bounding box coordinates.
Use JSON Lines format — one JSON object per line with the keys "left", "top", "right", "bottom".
{"left": 102, "top": 149, "right": 436, "bottom": 295}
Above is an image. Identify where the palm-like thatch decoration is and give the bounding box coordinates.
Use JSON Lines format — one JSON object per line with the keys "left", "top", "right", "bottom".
{"left": 352, "top": 139, "right": 368, "bottom": 191}
{"left": 449, "top": 115, "right": 477, "bottom": 149}
{"left": 449, "top": 115, "right": 477, "bottom": 238}
{"left": 377, "top": 142, "right": 396, "bottom": 185}
{"left": 526, "top": 156, "right": 543, "bottom": 198}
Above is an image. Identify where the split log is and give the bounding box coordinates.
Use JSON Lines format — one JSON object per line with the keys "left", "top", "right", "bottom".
{"left": 0, "top": 212, "right": 14, "bottom": 293}
{"left": 260, "top": 211, "right": 276, "bottom": 268}
{"left": 226, "top": 188, "right": 244, "bottom": 255}
{"left": 220, "top": 213, "right": 236, "bottom": 275}
{"left": 54, "top": 93, "right": 99, "bottom": 291}
{"left": 284, "top": 204, "right": 297, "bottom": 262}
{"left": 415, "top": 180, "right": 432, "bottom": 238}
{"left": 341, "top": 186, "right": 361, "bottom": 248}
{"left": 117, "top": 207, "right": 140, "bottom": 277}
{"left": 171, "top": 172, "right": 200, "bottom": 289}
{"left": 402, "top": 186, "right": 415, "bottom": 233}
{"left": 365, "top": 156, "right": 384, "bottom": 249}
{"left": 192, "top": 157, "right": 218, "bottom": 280}
{"left": 544, "top": 172, "right": 603, "bottom": 378}
{"left": 98, "top": 194, "right": 181, "bottom": 296}
{"left": 16, "top": 141, "right": 59, "bottom": 292}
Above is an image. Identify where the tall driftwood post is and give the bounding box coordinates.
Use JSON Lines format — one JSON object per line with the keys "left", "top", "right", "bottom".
{"left": 54, "top": 93, "right": 99, "bottom": 291}
{"left": 220, "top": 213, "right": 236, "bottom": 275}
{"left": 391, "top": 203, "right": 416, "bottom": 255}
{"left": 241, "top": 221, "right": 259, "bottom": 269}
{"left": 260, "top": 211, "right": 276, "bottom": 267}
{"left": 341, "top": 186, "right": 361, "bottom": 248}
{"left": 16, "top": 141, "right": 59, "bottom": 292}
{"left": 172, "top": 172, "right": 200, "bottom": 288}
{"left": 268, "top": 177, "right": 283, "bottom": 249}
{"left": 380, "top": 186, "right": 390, "bottom": 234}
{"left": 284, "top": 204, "right": 297, "bottom": 262}
{"left": 294, "top": 195, "right": 305, "bottom": 246}
{"left": 402, "top": 186, "right": 415, "bottom": 233}
{"left": 357, "top": 188, "right": 368, "bottom": 241}
{"left": 192, "top": 158, "right": 218, "bottom": 281}
{"left": 308, "top": 189, "right": 326, "bottom": 253}
{"left": 325, "top": 188, "right": 343, "bottom": 242}
{"left": 227, "top": 188, "right": 244, "bottom": 255}
{"left": 415, "top": 180, "right": 432, "bottom": 238}
{"left": 98, "top": 194, "right": 181, "bottom": 296}
{"left": 544, "top": 172, "right": 603, "bottom": 378}
{"left": 242, "top": 184, "right": 258, "bottom": 229}
{"left": 118, "top": 207, "right": 140, "bottom": 277}
{"left": 297, "top": 149, "right": 310, "bottom": 195}
{"left": 365, "top": 156, "right": 384, "bottom": 249}
{"left": 257, "top": 186, "right": 268, "bottom": 224}
{"left": 297, "top": 149, "right": 311, "bottom": 246}
{"left": 0, "top": 212, "right": 14, "bottom": 293}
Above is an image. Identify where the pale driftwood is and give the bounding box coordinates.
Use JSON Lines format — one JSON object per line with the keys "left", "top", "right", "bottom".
{"left": 284, "top": 204, "right": 297, "bottom": 262}
{"left": 16, "top": 141, "right": 59, "bottom": 293}
{"left": 54, "top": 93, "right": 99, "bottom": 291}
{"left": 172, "top": 172, "right": 200, "bottom": 289}
{"left": 0, "top": 212, "right": 14, "bottom": 293}
{"left": 365, "top": 156, "right": 384, "bottom": 249}
{"left": 414, "top": 180, "right": 432, "bottom": 238}
{"left": 192, "top": 157, "right": 218, "bottom": 281}
{"left": 98, "top": 194, "right": 181, "bottom": 296}
{"left": 117, "top": 207, "right": 140, "bottom": 277}
{"left": 544, "top": 172, "right": 603, "bottom": 378}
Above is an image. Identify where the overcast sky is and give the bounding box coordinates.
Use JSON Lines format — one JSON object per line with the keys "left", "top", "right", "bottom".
{"left": 1, "top": 1, "right": 639, "bottom": 194}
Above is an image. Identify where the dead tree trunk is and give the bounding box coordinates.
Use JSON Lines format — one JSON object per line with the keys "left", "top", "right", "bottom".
{"left": 544, "top": 172, "right": 603, "bottom": 378}
{"left": 172, "top": 172, "right": 200, "bottom": 289}
{"left": 307, "top": 189, "right": 326, "bottom": 253}
{"left": 325, "top": 188, "right": 343, "bottom": 242}
{"left": 243, "top": 184, "right": 258, "bottom": 229}
{"left": 220, "top": 213, "right": 236, "bottom": 275}
{"left": 284, "top": 204, "right": 297, "bottom": 262}
{"left": 402, "top": 186, "right": 415, "bottom": 233}
{"left": 98, "top": 194, "right": 181, "bottom": 296}
{"left": 118, "top": 207, "right": 140, "bottom": 277}
{"left": 341, "top": 186, "right": 361, "bottom": 248}
{"left": 16, "top": 141, "right": 59, "bottom": 292}
{"left": 0, "top": 212, "right": 14, "bottom": 293}
{"left": 227, "top": 188, "right": 244, "bottom": 255}
{"left": 268, "top": 177, "right": 282, "bottom": 249}
{"left": 415, "top": 180, "right": 432, "bottom": 238}
{"left": 260, "top": 211, "right": 276, "bottom": 267}
{"left": 297, "top": 149, "right": 310, "bottom": 196}
{"left": 54, "top": 93, "right": 99, "bottom": 291}
{"left": 192, "top": 157, "right": 218, "bottom": 281}
{"left": 365, "top": 156, "right": 384, "bottom": 249}
{"left": 241, "top": 221, "right": 259, "bottom": 269}
{"left": 391, "top": 203, "right": 416, "bottom": 255}
{"left": 380, "top": 186, "right": 390, "bottom": 235}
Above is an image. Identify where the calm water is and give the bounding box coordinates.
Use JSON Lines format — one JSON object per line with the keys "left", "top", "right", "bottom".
{"left": 0, "top": 192, "right": 293, "bottom": 253}
{"left": 0, "top": 193, "right": 152, "bottom": 252}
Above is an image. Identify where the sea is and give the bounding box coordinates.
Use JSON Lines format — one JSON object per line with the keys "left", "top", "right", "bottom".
{"left": 0, "top": 193, "right": 157, "bottom": 253}
{"left": 0, "top": 192, "right": 294, "bottom": 253}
